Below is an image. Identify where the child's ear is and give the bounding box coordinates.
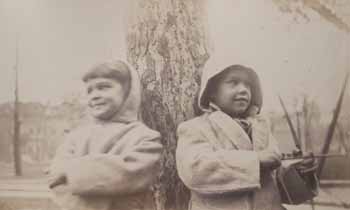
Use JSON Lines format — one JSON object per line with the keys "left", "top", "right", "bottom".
{"left": 207, "top": 87, "right": 217, "bottom": 103}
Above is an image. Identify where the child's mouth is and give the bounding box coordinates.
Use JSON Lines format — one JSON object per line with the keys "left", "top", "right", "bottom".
{"left": 233, "top": 98, "right": 248, "bottom": 103}
{"left": 90, "top": 102, "right": 106, "bottom": 109}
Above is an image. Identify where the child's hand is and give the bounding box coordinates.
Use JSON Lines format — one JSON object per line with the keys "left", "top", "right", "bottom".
{"left": 296, "top": 152, "right": 318, "bottom": 174}
{"left": 48, "top": 173, "right": 67, "bottom": 189}
{"left": 258, "top": 150, "right": 281, "bottom": 171}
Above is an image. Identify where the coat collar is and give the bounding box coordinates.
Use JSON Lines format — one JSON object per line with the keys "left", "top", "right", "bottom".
{"left": 207, "top": 109, "right": 270, "bottom": 151}
{"left": 208, "top": 110, "right": 253, "bottom": 150}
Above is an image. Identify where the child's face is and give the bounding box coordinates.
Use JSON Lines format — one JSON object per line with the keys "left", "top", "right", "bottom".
{"left": 210, "top": 70, "right": 251, "bottom": 117}
{"left": 85, "top": 78, "right": 125, "bottom": 121}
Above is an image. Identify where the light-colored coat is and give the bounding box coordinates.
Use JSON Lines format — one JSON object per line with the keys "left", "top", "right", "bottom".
{"left": 49, "top": 61, "right": 162, "bottom": 210}
{"left": 176, "top": 60, "right": 284, "bottom": 210}
{"left": 176, "top": 111, "right": 284, "bottom": 210}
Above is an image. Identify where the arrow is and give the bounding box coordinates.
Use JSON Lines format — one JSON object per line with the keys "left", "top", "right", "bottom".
{"left": 278, "top": 95, "right": 301, "bottom": 151}
{"left": 317, "top": 72, "right": 349, "bottom": 176}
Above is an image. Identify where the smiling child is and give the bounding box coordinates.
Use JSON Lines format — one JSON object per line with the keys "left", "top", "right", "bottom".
{"left": 48, "top": 60, "right": 163, "bottom": 210}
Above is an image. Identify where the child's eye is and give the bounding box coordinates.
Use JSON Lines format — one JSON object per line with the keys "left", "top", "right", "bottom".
{"left": 97, "top": 84, "right": 112, "bottom": 90}
{"left": 226, "top": 79, "right": 238, "bottom": 85}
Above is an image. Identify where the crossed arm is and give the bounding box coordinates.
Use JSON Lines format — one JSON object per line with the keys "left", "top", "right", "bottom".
{"left": 48, "top": 129, "right": 162, "bottom": 196}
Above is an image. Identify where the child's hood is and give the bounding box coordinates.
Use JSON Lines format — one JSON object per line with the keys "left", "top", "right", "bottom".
{"left": 198, "top": 58, "right": 263, "bottom": 115}
{"left": 102, "top": 60, "right": 141, "bottom": 123}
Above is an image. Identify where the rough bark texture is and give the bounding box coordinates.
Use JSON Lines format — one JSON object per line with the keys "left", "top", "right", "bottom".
{"left": 126, "top": 1, "right": 210, "bottom": 210}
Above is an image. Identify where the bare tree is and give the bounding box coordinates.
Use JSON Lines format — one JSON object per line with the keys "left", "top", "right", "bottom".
{"left": 272, "top": 0, "right": 350, "bottom": 33}
{"left": 13, "top": 37, "right": 22, "bottom": 176}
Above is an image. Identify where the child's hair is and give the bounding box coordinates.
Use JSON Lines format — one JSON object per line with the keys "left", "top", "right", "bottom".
{"left": 82, "top": 60, "right": 131, "bottom": 93}
{"left": 207, "top": 65, "right": 253, "bottom": 91}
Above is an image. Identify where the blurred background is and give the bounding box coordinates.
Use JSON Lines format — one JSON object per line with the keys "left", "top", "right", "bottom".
{"left": 0, "top": 0, "right": 349, "bottom": 209}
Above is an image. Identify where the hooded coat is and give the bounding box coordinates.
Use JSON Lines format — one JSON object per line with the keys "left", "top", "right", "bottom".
{"left": 176, "top": 61, "right": 284, "bottom": 210}
{"left": 49, "top": 61, "right": 163, "bottom": 210}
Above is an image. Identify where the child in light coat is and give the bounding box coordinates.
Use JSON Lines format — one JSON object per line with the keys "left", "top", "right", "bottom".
{"left": 176, "top": 63, "right": 286, "bottom": 210}
{"left": 48, "top": 60, "right": 163, "bottom": 210}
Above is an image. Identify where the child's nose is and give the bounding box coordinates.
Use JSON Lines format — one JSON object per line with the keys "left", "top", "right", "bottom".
{"left": 236, "top": 83, "right": 249, "bottom": 93}
{"left": 89, "top": 89, "right": 102, "bottom": 100}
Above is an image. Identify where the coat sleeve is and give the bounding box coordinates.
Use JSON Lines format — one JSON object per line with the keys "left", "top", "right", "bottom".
{"left": 49, "top": 132, "right": 76, "bottom": 175}
{"left": 269, "top": 135, "right": 282, "bottom": 168}
{"left": 176, "top": 122, "right": 261, "bottom": 194}
{"left": 267, "top": 126, "right": 282, "bottom": 159}
{"left": 65, "top": 129, "right": 162, "bottom": 196}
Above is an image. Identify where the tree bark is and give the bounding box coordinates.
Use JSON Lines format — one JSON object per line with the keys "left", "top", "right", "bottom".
{"left": 126, "top": 1, "right": 210, "bottom": 209}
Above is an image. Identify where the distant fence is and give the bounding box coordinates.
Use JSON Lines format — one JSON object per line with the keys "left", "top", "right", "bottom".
{"left": 0, "top": 178, "right": 59, "bottom": 210}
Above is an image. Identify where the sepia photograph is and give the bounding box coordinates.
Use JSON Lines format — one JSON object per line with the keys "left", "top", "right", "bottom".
{"left": 0, "top": 1, "right": 349, "bottom": 210}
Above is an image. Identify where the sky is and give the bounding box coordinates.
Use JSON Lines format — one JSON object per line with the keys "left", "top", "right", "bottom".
{"left": 0, "top": 0, "right": 349, "bottom": 114}
{"left": 0, "top": 0, "right": 127, "bottom": 104}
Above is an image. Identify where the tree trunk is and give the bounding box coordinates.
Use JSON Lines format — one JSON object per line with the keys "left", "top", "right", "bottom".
{"left": 13, "top": 116, "right": 22, "bottom": 176}
{"left": 13, "top": 40, "right": 22, "bottom": 176}
{"left": 126, "top": 1, "right": 210, "bottom": 209}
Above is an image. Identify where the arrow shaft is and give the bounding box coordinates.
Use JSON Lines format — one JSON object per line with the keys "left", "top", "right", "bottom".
{"left": 317, "top": 72, "right": 349, "bottom": 176}
{"left": 278, "top": 96, "right": 301, "bottom": 150}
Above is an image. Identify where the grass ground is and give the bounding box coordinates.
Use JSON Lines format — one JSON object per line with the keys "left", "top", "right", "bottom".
{"left": 0, "top": 162, "right": 349, "bottom": 210}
